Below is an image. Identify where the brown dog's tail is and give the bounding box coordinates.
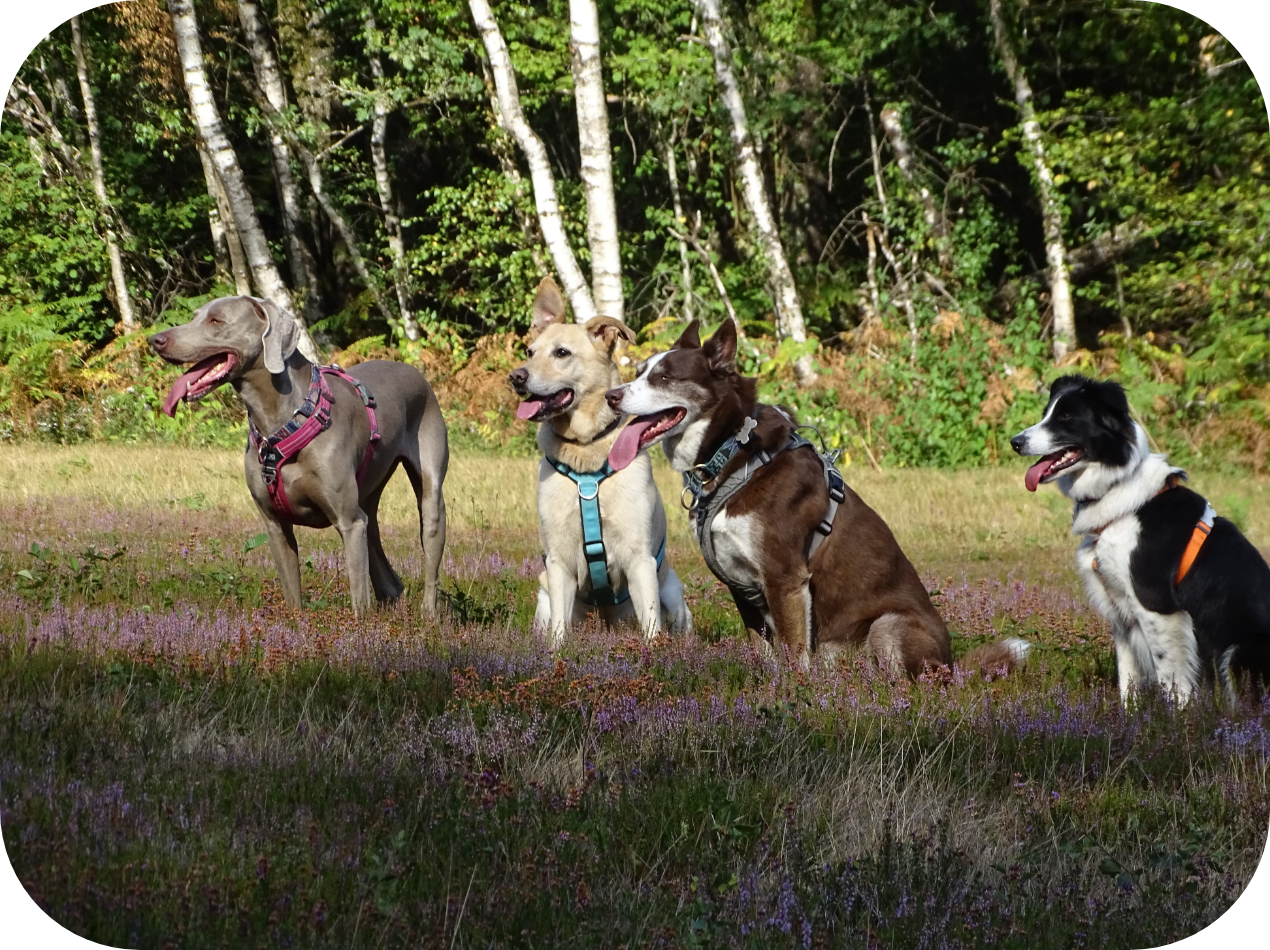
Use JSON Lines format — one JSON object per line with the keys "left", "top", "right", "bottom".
{"left": 959, "top": 638, "right": 1031, "bottom": 676}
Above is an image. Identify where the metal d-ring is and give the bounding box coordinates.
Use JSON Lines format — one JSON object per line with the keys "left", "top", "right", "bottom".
{"left": 680, "top": 484, "right": 699, "bottom": 511}
{"left": 577, "top": 479, "right": 600, "bottom": 501}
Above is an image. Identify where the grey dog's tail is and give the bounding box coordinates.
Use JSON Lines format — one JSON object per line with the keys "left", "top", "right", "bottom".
{"left": 959, "top": 638, "right": 1031, "bottom": 677}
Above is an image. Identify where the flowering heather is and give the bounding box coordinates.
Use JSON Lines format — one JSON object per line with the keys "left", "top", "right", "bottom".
{"left": 1, "top": 482, "right": 1268, "bottom": 948}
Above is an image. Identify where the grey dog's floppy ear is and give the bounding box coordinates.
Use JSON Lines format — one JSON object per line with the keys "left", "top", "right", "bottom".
{"left": 250, "top": 297, "right": 299, "bottom": 374}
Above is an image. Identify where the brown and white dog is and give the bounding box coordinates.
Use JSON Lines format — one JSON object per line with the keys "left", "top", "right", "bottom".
{"left": 605, "top": 318, "right": 1027, "bottom": 674}
{"left": 509, "top": 278, "right": 692, "bottom": 646}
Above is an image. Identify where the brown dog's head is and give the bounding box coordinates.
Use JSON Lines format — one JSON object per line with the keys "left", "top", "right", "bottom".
{"left": 507, "top": 277, "right": 635, "bottom": 423}
{"left": 148, "top": 296, "right": 300, "bottom": 416}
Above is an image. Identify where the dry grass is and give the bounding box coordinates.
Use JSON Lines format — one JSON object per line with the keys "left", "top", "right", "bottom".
{"left": 3, "top": 443, "right": 1266, "bottom": 579}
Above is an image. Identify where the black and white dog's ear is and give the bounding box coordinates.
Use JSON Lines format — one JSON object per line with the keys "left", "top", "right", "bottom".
{"left": 703, "top": 318, "right": 738, "bottom": 373}
{"left": 672, "top": 319, "right": 701, "bottom": 350}
{"left": 1091, "top": 378, "right": 1136, "bottom": 437}
{"left": 251, "top": 297, "right": 299, "bottom": 375}
{"left": 531, "top": 277, "right": 568, "bottom": 331}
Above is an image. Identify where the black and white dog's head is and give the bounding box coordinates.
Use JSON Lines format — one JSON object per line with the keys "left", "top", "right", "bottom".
{"left": 1010, "top": 375, "right": 1148, "bottom": 498}
{"left": 604, "top": 318, "right": 753, "bottom": 471}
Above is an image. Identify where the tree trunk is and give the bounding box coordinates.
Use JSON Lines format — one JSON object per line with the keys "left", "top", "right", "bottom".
{"left": 989, "top": 0, "right": 1075, "bottom": 360}
{"left": 71, "top": 16, "right": 136, "bottom": 332}
{"left": 476, "top": 57, "right": 548, "bottom": 273}
{"left": 697, "top": 0, "right": 814, "bottom": 385}
{"left": 195, "top": 139, "right": 251, "bottom": 294}
{"left": 237, "top": 0, "right": 321, "bottom": 325}
{"left": 364, "top": 11, "right": 420, "bottom": 341}
{"left": 879, "top": 104, "right": 951, "bottom": 271}
{"left": 658, "top": 126, "right": 693, "bottom": 322}
{"left": 469, "top": 0, "right": 596, "bottom": 323}
{"left": 167, "top": 0, "right": 319, "bottom": 361}
{"left": 568, "top": 0, "right": 623, "bottom": 322}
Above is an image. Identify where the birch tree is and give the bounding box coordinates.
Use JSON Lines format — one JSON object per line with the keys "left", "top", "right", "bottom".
{"left": 364, "top": 11, "right": 420, "bottom": 341}
{"left": 195, "top": 140, "right": 251, "bottom": 294}
{"left": 468, "top": 0, "right": 596, "bottom": 323}
{"left": 658, "top": 129, "right": 694, "bottom": 322}
{"left": 70, "top": 16, "right": 136, "bottom": 332}
{"left": 236, "top": 0, "right": 320, "bottom": 324}
{"left": 989, "top": 0, "right": 1075, "bottom": 360}
{"left": 879, "top": 104, "right": 951, "bottom": 272}
{"left": 167, "top": 0, "right": 319, "bottom": 361}
{"left": 696, "top": 0, "right": 814, "bottom": 386}
{"left": 569, "top": 0, "right": 623, "bottom": 322}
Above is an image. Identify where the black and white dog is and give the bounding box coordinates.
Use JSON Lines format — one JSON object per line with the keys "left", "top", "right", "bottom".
{"left": 1011, "top": 375, "right": 1270, "bottom": 704}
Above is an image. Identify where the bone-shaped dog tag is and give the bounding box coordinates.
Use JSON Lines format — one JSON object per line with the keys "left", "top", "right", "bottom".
{"left": 736, "top": 416, "right": 757, "bottom": 444}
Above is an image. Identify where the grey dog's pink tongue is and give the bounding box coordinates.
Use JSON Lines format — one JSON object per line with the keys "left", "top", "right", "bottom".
{"left": 161, "top": 358, "right": 218, "bottom": 417}
{"left": 516, "top": 399, "right": 545, "bottom": 420}
{"left": 608, "top": 418, "right": 656, "bottom": 471}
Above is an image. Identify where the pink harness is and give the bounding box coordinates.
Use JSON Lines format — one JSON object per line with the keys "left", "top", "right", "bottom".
{"left": 247, "top": 364, "right": 380, "bottom": 526}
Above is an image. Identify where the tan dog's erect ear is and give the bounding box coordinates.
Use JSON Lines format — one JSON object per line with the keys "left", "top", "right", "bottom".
{"left": 250, "top": 297, "right": 299, "bottom": 374}
{"left": 672, "top": 319, "right": 701, "bottom": 350}
{"left": 702, "top": 318, "right": 738, "bottom": 373}
{"left": 531, "top": 277, "right": 568, "bottom": 331}
{"left": 585, "top": 316, "right": 637, "bottom": 355}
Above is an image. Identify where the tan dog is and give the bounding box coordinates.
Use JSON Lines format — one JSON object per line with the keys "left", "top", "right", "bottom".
{"left": 508, "top": 278, "right": 692, "bottom": 645}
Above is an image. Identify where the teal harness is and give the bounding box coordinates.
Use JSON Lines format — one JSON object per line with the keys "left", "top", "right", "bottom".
{"left": 547, "top": 457, "right": 667, "bottom": 607}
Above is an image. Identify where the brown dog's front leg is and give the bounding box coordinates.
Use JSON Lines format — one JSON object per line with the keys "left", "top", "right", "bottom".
{"left": 336, "top": 509, "right": 374, "bottom": 619}
{"left": 765, "top": 573, "right": 814, "bottom": 670}
{"left": 264, "top": 519, "right": 303, "bottom": 608}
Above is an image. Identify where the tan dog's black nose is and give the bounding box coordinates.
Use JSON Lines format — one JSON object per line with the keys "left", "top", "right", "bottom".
{"left": 508, "top": 367, "right": 529, "bottom": 394}
{"left": 605, "top": 387, "right": 624, "bottom": 412}
{"left": 148, "top": 331, "right": 170, "bottom": 352}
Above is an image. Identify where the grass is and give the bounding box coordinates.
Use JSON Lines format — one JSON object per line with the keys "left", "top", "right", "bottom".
{"left": 2, "top": 443, "right": 1269, "bottom": 948}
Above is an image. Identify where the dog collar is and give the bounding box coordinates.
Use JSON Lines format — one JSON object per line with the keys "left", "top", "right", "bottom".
{"left": 682, "top": 416, "right": 760, "bottom": 500}
{"left": 556, "top": 413, "right": 622, "bottom": 446}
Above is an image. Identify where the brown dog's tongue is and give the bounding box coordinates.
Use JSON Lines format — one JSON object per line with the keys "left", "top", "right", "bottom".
{"left": 609, "top": 418, "right": 656, "bottom": 471}
{"left": 161, "top": 362, "right": 215, "bottom": 417}
{"left": 1024, "top": 457, "right": 1054, "bottom": 493}
{"left": 516, "top": 399, "right": 544, "bottom": 420}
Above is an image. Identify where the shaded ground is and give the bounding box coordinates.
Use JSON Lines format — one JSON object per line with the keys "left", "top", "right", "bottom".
{"left": 1, "top": 445, "right": 1268, "bottom": 948}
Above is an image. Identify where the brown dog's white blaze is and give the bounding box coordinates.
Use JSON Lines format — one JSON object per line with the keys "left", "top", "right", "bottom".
{"left": 1024, "top": 447, "right": 1084, "bottom": 492}
{"left": 515, "top": 388, "right": 575, "bottom": 421}
{"left": 608, "top": 407, "right": 686, "bottom": 470}
{"left": 160, "top": 352, "right": 240, "bottom": 416}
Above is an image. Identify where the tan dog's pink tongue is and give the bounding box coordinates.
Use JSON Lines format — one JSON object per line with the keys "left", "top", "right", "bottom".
{"left": 1024, "top": 458, "right": 1054, "bottom": 493}
{"left": 516, "top": 399, "right": 545, "bottom": 420}
{"left": 161, "top": 362, "right": 215, "bottom": 417}
{"left": 609, "top": 418, "right": 656, "bottom": 471}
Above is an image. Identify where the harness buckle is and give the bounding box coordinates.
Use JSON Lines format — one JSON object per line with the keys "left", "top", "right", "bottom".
{"left": 258, "top": 443, "right": 282, "bottom": 485}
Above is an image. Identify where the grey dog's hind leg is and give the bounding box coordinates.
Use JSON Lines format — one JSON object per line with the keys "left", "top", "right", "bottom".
{"left": 403, "top": 393, "right": 448, "bottom": 616}
{"left": 363, "top": 469, "right": 405, "bottom": 603}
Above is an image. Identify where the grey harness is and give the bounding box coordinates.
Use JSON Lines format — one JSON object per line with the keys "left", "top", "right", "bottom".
{"left": 681, "top": 420, "right": 846, "bottom": 612}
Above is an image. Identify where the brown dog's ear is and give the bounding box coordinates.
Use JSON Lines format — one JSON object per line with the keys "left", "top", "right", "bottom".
{"left": 531, "top": 277, "right": 568, "bottom": 331}
{"left": 249, "top": 297, "right": 299, "bottom": 374}
{"left": 671, "top": 319, "right": 701, "bottom": 350}
{"left": 585, "top": 316, "right": 637, "bottom": 355}
{"left": 702, "top": 318, "right": 737, "bottom": 373}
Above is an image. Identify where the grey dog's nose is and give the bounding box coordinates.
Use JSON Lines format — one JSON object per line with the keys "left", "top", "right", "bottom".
{"left": 605, "top": 388, "right": 624, "bottom": 412}
{"left": 1009, "top": 434, "right": 1026, "bottom": 454}
{"left": 508, "top": 367, "right": 529, "bottom": 393}
{"left": 148, "top": 331, "right": 170, "bottom": 352}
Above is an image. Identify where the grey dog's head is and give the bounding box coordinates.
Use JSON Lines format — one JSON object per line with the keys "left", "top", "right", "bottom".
{"left": 148, "top": 296, "right": 300, "bottom": 416}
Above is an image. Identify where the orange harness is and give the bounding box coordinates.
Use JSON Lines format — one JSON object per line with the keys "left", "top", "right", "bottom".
{"left": 1089, "top": 478, "right": 1214, "bottom": 586}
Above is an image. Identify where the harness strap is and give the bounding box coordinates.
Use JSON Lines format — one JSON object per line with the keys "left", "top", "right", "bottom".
{"left": 1175, "top": 502, "right": 1215, "bottom": 585}
{"left": 246, "top": 364, "right": 380, "bottom": 525}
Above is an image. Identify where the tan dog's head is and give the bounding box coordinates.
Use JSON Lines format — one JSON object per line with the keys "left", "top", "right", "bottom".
{"left": 508, "top": 277, "right": 635, "bottom": 424}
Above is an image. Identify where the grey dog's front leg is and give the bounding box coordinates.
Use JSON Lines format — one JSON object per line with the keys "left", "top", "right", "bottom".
{"left": 264, "top": 519, "right": 303, "bottom": 608}
{"left": 336, "top": 508, "right": 374, "bottom": 618}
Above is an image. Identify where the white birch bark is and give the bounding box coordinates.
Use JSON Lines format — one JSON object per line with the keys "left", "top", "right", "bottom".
{"left": 696, "top": 0, "right": 814, "bottom": 386}
{"left": 989, "top": 0, "right": 1075, "bottom": 360}
{"left": 71, "top": 18, "right": 135, "bottom": 330}
{"left": 237, "top": 0, "right": 320, "bottom": 326}
{"left": 195, "top": 139, "right": 251, "bottom": 294}
{"left": 363, "top": 11, "right": 420, "bottom": 340}
{"left": 469, "top": 0, "right": 596, "bottom": 323}
{"left": 659, "top": 127, "right": 693, "bottom": 322}
{"left": 568, "top": 0, "right": 623, "bottom": 322}
{"left": 167, "top": 0, "right": 319, "bottom": 361}
{"left": 879, "top": 104, "right": 951, "bottom": 271}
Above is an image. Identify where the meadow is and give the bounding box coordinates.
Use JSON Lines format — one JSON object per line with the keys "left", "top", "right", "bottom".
{"left": 2, "top": 444, "right": 1269, "bottom": 948}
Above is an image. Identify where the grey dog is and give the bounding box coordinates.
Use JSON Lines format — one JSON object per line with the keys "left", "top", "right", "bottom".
{"left": 148, "top": 296, "right": 448, "bottom": 618}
